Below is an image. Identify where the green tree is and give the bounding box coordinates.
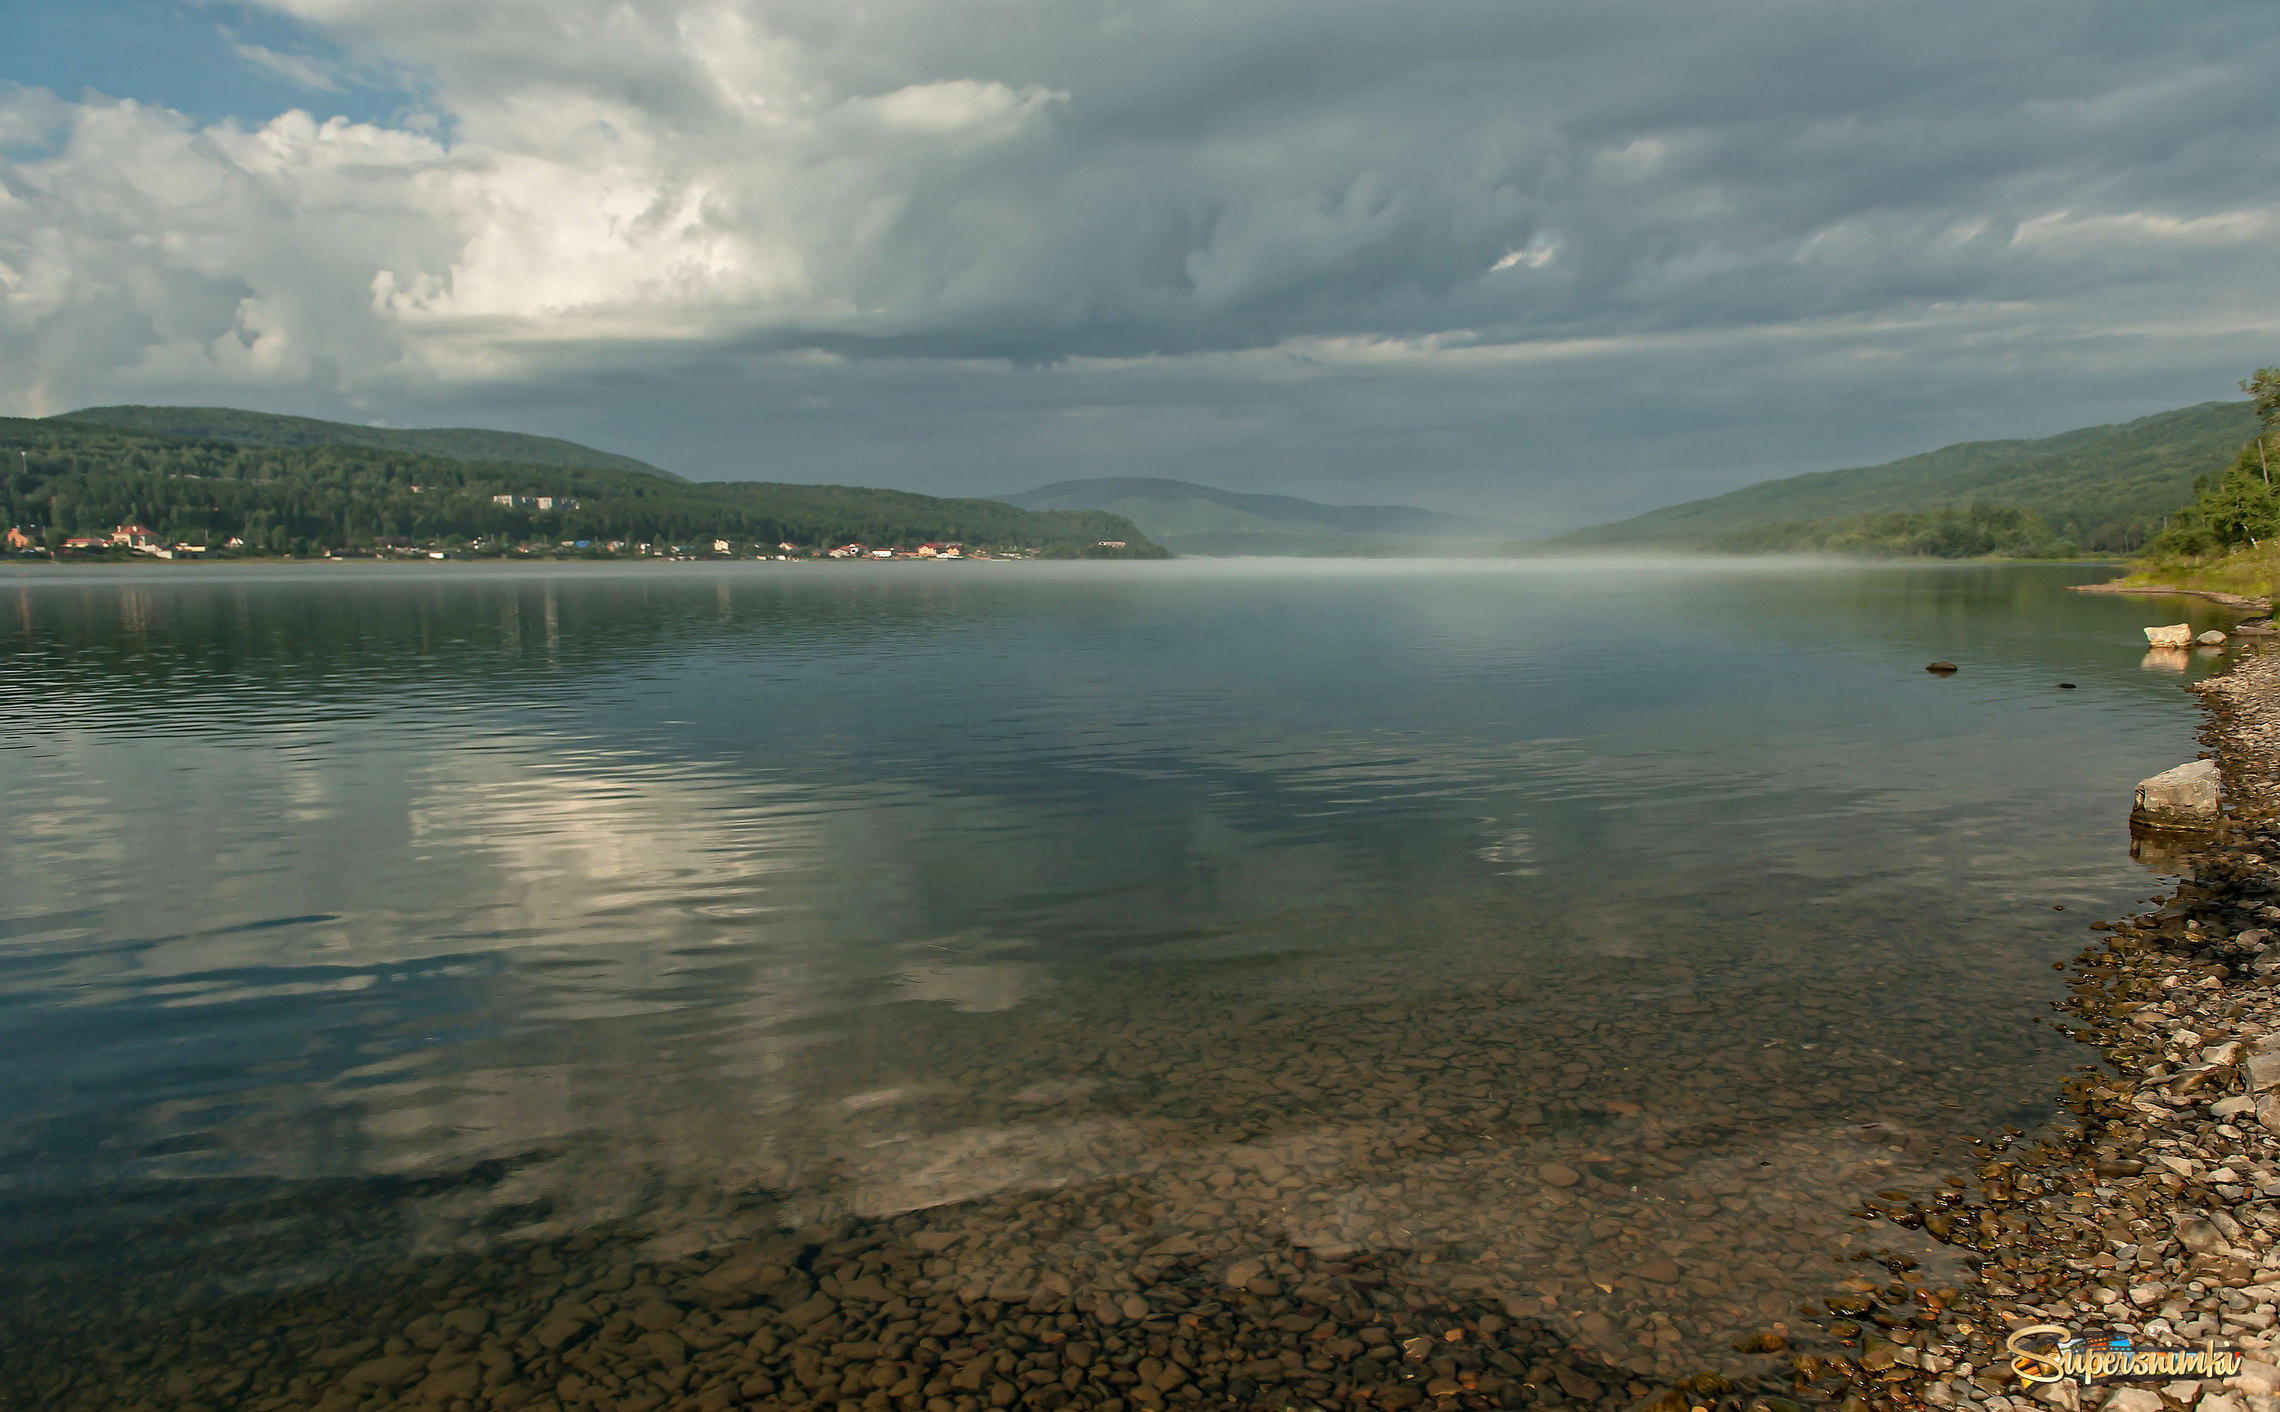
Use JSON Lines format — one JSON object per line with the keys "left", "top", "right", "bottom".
{"left": 2246, "top": 367, "right": 2280, "bottom": 489}
{"left": 2149, "top": 440, "right": 2280, "bottom": 555}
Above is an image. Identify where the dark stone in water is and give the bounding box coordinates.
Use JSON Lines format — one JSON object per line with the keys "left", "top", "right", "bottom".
{"left": 1926, "top": 662, "right": 1958, "bottom": 674}
{"left": 2059, "top": 682, "right": 2077, "bottom": 689}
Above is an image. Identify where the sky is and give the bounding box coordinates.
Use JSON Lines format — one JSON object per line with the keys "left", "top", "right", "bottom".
{"left": 2, "top": 1, "right": 2276, "bottom": 531}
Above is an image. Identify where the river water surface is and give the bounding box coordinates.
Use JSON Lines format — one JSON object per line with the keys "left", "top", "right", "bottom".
{"left": 0, "top": 559, "right": 2237, "bottom": 1411}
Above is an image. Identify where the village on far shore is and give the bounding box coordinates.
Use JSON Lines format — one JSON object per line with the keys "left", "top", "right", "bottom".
{"left": 2, "top": 518, "right": 1134, "bottom": 564}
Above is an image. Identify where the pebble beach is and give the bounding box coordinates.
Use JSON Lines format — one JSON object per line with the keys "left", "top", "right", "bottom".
{"left": 1803, "top": 636, "right": 2280, "bottom": 1412}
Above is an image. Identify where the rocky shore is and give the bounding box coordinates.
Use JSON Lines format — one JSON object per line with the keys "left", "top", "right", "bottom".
{"left": 1796, "top": 642, "right": 2280, "bottom": 1412}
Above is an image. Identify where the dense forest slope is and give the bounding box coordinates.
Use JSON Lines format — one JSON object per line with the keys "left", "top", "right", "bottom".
{"left": 1, "top": 416, "right": 1162, "bottom": 557}
{"left": 1563, "top": 401, "right": 2259, "bottom": 555}
{"left": 58, "top": 406, "right": 689, "bottom": 482}
{"left": 1004, "top": 476, "right": 1520, "bottom": 555}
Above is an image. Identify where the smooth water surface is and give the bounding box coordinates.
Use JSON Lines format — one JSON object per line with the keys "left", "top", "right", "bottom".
{"left": 0, "top": 559, "right": 2234, "bottom": 1410}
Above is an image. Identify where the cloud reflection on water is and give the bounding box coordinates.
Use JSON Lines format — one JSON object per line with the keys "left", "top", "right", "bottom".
{"left": 0, "top": 559, "right": 2239, "bottom": 1386}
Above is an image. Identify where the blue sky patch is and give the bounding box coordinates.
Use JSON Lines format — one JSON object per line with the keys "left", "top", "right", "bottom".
{"left": 0, "top": 0, "right": 415, "bottom": 127}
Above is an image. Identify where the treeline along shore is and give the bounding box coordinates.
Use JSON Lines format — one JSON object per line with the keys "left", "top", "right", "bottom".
{"left": 1554, "top": 375, "right": 2278, "bottom": 565}
{"left": 0, "top": 411, "right": 1167, "bottom": 563}
{"left": 2093, "top": 372, "right": 2280, "bottom": 603}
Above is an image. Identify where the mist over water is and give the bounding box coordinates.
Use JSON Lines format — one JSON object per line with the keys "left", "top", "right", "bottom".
{"left": 0, "top": 559, "right": 2239, "bottom": 1409}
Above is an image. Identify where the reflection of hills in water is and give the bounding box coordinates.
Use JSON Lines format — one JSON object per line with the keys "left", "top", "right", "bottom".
{"left": 0, "top": 560, "right": 2236, "bottom": 1409}
{"left": 1, "top": 565, "right": 1022, "bottom": 736}
{"left": 1, "top": 560, "right": 2243, "bottom": 735}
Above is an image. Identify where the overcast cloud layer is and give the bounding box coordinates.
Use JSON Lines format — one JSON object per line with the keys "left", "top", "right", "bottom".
{"left": 3, "top": 0, "right": 2277, "bottom": 526}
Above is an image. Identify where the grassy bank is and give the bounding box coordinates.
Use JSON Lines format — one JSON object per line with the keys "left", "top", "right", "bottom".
{"left": 2110, "top": 542, "right": 2280, "bottom": 603}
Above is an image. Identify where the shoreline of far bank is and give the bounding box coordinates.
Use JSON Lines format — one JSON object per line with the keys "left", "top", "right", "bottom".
{"left": 2070, "top": 579, "right": 2274, "bottom": 615}
{"left": 0, "top": 552, "right": 1134, "bottom": 574}
{"left": 1792, "top": 640, "right": 2280, "bottom": 1412}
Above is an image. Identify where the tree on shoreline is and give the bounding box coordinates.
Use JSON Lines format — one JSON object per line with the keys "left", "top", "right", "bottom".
{"left": 2149, "top": 367, "right": 2280, "bottom": 557}
{"left": 2247, "top": 367, "right": 2279, "bottom": 488}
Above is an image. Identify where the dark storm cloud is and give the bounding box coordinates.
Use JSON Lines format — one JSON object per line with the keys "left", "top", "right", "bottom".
{"left": 2, "top": 0, "right": 2275, "bottom": 524}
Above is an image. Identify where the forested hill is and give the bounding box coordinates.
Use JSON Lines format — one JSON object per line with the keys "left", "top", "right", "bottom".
{"left": 1562, "top": 401, "right": 2259, "bottom": 554}
{"left": 0, "top": 417, "right": 1163, "bottom": 558}
{"left": 57, "top": 405, "right": 688, "bottom": 483}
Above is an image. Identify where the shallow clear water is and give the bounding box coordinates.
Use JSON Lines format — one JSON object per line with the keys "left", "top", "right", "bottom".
{"left": 0, "top": 559, "right": 2237, "bottom": 1409}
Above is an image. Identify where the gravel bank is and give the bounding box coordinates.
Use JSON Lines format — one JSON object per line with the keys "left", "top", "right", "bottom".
{"left": 2068, "top": 584, "right": 2272, "bottom": 614}
{"left": 1807, "top": 643, "right": 2280, "bottom": 1412}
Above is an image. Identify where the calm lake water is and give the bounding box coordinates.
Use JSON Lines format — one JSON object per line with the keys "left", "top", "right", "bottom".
{"left": 0, "top": 559, "right": 2236, "bottom": 1411}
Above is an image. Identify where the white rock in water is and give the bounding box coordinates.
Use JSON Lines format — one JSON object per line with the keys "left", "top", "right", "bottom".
{"left": 2145, "top": 623, "right": 2194, "bottom": 647}
{"left": 2199, "top": 629, "right": 2228, "bottom": 646}
{"left": 2133, "top": 758, "right": 2220, "bottom": 829}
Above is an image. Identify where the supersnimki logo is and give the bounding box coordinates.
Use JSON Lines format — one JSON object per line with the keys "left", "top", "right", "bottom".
{"left": 2007, "top": 1324, "right": 2246, "bottom": 1387}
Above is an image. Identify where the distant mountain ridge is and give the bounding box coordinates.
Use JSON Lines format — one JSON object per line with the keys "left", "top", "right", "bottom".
{"left": 1562, "top": 401, "right": 2259, "bottom": 554}
{"left": 58, "top": 405, "right": 689, "bottom": 483}
{"left": 1003, "top": 476, "right": 1520, "bottom": 555}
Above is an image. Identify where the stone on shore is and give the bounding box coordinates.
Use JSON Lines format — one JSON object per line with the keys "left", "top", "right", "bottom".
{"left": 2133, "top": 758, "right": 2220, "bottom": 829}
{"left": 2145, "top": 623, "right": 2194, "bottom": 648}
{"left": 2247, "top": 1048, "right": 2280, "bottom": 1095}
{"left": 1819, "top": 645, "right": 2280, "bottom": 1412}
